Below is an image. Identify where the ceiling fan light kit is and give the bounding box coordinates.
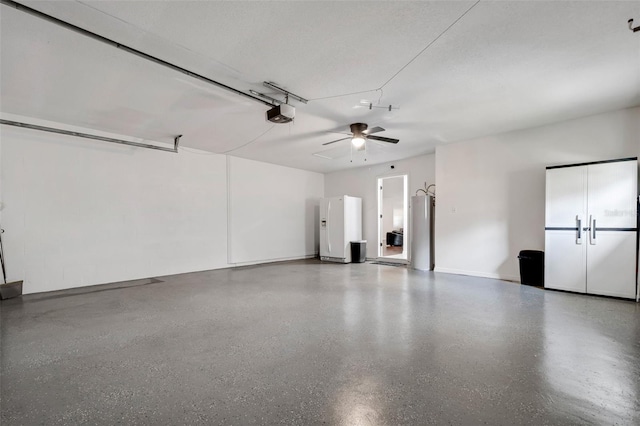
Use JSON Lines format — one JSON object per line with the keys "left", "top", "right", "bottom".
{"left": 349, "top": 123, "right": 368, "bottom": 148}
{"left": 351, "top": 136, "right": 366, "bottom": 149}
{"left": 322, "top": 122, "right": 400, "bottom": 149}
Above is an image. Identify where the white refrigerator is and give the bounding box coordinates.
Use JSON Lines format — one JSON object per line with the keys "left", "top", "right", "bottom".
{"left": 545, "top": 158, "right": 638, "bottom": 299}
{"left": 320, "top": 196, "right": 362, "bottom": 263}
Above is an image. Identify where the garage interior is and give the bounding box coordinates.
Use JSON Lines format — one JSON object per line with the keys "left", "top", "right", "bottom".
{"left": 1, "top": 1, "right": 639, "bottom": 424}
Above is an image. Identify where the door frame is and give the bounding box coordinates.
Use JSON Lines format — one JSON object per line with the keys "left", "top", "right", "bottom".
{"left": 377, "top": 173, "right": 409, "bottom": 262}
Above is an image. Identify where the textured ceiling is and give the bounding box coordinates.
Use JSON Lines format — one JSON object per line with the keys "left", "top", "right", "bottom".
{"left": 1, "top": 0, "right": 639, "bottom": 173}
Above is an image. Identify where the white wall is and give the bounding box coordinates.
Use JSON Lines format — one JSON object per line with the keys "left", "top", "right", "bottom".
{"left": 1, "top": 119, "right": 323, "bottom": 294}
{"left": 324, "top": 153, "right": 436, "bottom": 259}
{"left": 228, "top": 156, "right": 324, "bottom": 264}
{"left": 435, "top": 106, "right": 640, "bottom": 281}
{"left": 1, "top": 124, "right": 228, "bottom": 294}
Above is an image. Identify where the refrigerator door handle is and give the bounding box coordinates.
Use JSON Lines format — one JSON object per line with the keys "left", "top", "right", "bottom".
{"left": 327, "top": 201, "right": 331, "bottom": 254}
{"left": 589, "top": 215, "right": 596, "bottom": 245}
{"left": 576, "top": 216, "right": 582, "bottom": 244}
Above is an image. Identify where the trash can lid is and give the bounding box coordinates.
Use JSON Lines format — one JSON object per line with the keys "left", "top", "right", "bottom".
{"left": 518, "top": 250, "right": 544, "bottom": 259}
{"left": 351, "top": 240, "right": 367, "bottom": 243}
{"left": 519, "top": 250, "right": 543, "bottom": 255}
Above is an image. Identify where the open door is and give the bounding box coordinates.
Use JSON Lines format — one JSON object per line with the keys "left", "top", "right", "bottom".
{"left": 378, "top": 175, "right": 408, "bottom": 261}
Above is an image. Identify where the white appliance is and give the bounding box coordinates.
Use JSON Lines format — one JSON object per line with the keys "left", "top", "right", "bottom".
{"left": 545, "top": 158, "right": 638, "bottom": 299}
{"left": 410, "top": 195, "right": 435, "bottom": 271}
{"left": 320, "top": 196, "right": 362, "bottom": 263}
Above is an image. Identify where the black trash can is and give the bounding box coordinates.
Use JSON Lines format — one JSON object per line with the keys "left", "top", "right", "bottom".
{"left": 518, "top": 250, "right": 544, "bottom": 287}
{"left": 350, "top": 240, "right": 367, "bottom": 263}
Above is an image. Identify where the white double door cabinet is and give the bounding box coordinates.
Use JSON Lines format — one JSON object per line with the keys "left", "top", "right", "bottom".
{"left": 545, "top": 159, "right": 638, "bottom": 299}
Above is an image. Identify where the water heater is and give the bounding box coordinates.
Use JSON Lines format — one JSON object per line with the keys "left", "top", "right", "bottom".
{"left": 410, "top": 195, "right": 435, "bottom": 271}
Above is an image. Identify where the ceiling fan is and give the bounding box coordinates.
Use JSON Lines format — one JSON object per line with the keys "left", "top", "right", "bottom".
{"left": 323, "top": 123, "right": 399, "bottom": 150}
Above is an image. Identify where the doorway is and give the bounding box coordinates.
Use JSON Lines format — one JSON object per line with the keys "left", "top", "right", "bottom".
{"left": 378, "top": 174, "right": 408, "bottom": 261}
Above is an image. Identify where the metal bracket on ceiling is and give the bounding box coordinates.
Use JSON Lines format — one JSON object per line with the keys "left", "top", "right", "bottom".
{"left": 629, "top": 19, "right": 640, "bottom": 33}
{"left": 250, "top": 82, "right": 307, "bottom": 106}
{"left": 366, "top": 103, "right": 399, "bottom": 111}
{"left": 0, "top": 119, "right": 181, "bottom": 154}
{"left": 248, "top": 90, "right": 282, "bottom": 105}
{"left": 262, "top": 81, "right": 308, "bottom": 104}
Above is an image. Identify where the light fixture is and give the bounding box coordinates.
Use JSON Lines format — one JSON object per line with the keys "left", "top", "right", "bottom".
{"left": 351, "top": 136, "right": 365, "bottom": 148}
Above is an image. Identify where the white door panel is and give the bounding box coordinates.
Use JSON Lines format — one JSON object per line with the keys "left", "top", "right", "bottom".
{"left": 546, "top": 167, "right": 587, "bottom": 227}
{"left": 319, "top": 199, "right": 329, "bottom": 257}
{"left": 586, "top": 231, "right": 637, "bottom": 299}
{"left": 587, "top": 161, "right": 637, "bottom": 229}
{"left": 545, "top": 231, "right": 587, "bottom": 293}
{"left": 328, "top": 198, "right": 345, "bottom": 258}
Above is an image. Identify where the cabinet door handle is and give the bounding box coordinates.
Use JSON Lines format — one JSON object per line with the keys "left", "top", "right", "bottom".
{"left": 589, "top": 215, "right": 596, "bottom": 245}
{"left": 576, "top": 216, "right": 582, "bottom": 244}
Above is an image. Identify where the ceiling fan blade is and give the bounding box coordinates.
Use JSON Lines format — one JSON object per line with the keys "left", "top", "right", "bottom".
{"left": 364, "top": 126, "right": 385, "bottom": 135}
{"left": 322, "top": 136, "right": 351, "bottom": 146}
{"left": 367, "top": 135, "right": 399, "bottom": 144}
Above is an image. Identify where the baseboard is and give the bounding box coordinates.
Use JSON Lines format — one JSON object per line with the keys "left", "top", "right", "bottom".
{"left": 434, "top": 267, "right": 520, "bottom": 283}
{"left": 228, "top": 254, "right": 317, "bottom": 268}
{"left": 20, "top": 255, "right": 320, "bottom": 296}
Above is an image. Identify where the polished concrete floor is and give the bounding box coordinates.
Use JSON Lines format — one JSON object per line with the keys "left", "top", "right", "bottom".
{"left": 1, "top": 259, "right": 639, "bottom": 425}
